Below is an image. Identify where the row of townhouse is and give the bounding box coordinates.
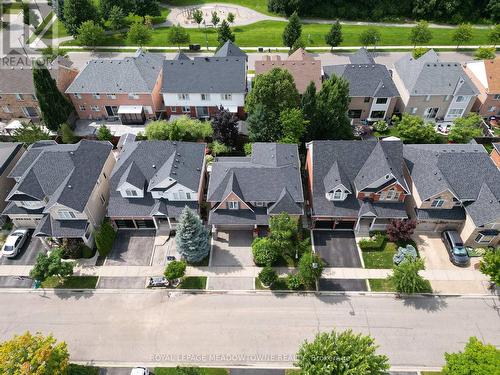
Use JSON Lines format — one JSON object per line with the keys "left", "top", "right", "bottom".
{"left": 0, "top": 138, "right": 498, "bottom": 250}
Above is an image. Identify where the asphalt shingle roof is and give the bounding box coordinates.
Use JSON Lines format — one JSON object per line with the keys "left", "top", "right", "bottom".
{"left": 214, "top": 40, "right": 247, "bottom": 58}
{"left": 0, "top": 143, "right": 22, "bottom": 175}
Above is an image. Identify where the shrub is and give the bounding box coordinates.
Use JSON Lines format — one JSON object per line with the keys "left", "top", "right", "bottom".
{"left": 244, "top": 143, "right": 253, "bottom": 155}
{"left": 252, "top": 237, "right": 279, "bottom": 266}
{"left": 81, "top": 245, "right": 94, "bottom": 259}
{"left": 412, "top": 47, "right": 430, "bottom": 59}
{"left": 164, "top": 260, "right": 187, "bottom": 281}
{"left": 287, "top": 274, "right": 303, "bottom": 290}
{"left": 210, "top": 141, "right": 231, "bottom": 156}
{"left": 94, "top": 221, "right": 116, "bottom": 257}
{"left": 298, "top": 252, "right": 324, "bottom": 288}
{"left": 388, "top": 257, "right": 432, "bottom": 294}
{"left": 373, "top": 120, "right": 388, "bottom": 132}
{"left": 96, "top": 124, "right": 113, "bottom": 141}
{"left": 474, "top": 46, "right": 496, "bottom": 60}
{"left": 258, "top": 266, "right": 277, "bottom": 287}
{"left": 359, "top": 233, "right": 386, "bottom": 251}
{"left": 479, "top": 248, "right": 500, "bottom": 285}
{"left": 386, "top": 219, "right": 416, "bottom": 243}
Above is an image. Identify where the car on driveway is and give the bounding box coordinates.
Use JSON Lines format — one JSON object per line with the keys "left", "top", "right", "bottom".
{"left": 441, "top": 230, "right": 470, "bottom": 267}
{"left": 1, "top": 229, "right": 29, "bottom": 258}
{"left": 131, "top": 368, "right": 149, "bottom": 375}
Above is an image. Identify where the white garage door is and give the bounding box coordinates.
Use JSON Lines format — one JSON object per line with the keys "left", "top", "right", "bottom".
{"left": 13, "top": 217, "right": 40, "bottom": 229}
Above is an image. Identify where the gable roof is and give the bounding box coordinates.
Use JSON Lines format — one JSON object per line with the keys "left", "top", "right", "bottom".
{"left": 173, "top": 51, "right": 191, "bottom": 61}
{"left": 66, "top": 49, "right": 163, "bottom": 94}
{"left": 6, "top": 140, "right": 112, "bottom": 213}
{"left": 0, "top": 143, "right": 22, "bottom": 175}
{"left": 349, "top": 48, "right": 375, "bottom": 64}
{"left": 207, "top": 143, "right": 303, "bottom": 206}
{"left": 394, "top": 49, "right": 478, "bottom": 96}
{"left": 162, "top": 56, "right": 246, "bottom": 93}
{"left": 214, "top": 40, "right": 247, "bottom": 59}
{"left": 268, "top": 187, "right": 303, "bottom": 215}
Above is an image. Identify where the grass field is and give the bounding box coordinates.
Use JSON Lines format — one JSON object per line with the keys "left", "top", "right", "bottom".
{"left": 162, "top": 0, "right": 270, "bottom": 15}
{"left": 41, "top": 276, "right": 98, "bottom": 289}
{"left": 155, "top": 368, "right": 228, "bottom": 374}
{"left": 44, "top": 18, "right": 70, "bottom": 38}
{"left": 362, "top": 242, "right": 398, "bottom": 269}
{"left": 179, "top": 276, "right": 207, "bottom": 289}
{"left": 369, "top": 278, "right": 396, "bottom": 292}
{"left": 62, "top": 20, "right": 493, "bottom": 47}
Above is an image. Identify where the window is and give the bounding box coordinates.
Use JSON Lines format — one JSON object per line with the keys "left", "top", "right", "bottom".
{"left": 384, "top": 188, "right": 400, "bottom": 200}
{"left": 79, "top": 105, "right": 86, "bottom": 111}
{"left": 15, "top": 94, "right": 24, "bottom": 101}
{"left": 100, "top": 194, "right": 106, "bottom": 205}
{"left": 91, "top": 105, "right": 100, "bottom": 112}
{"left": 254, "top": 202, "right": 265, "bottom": 207}
{"left": 424, "top": 107, "right": 439, "bottom": 119}
{"left": 178, "top": 93, "right": 189, "bottom": 100}
{"left": 186, "top": 192, "right": 192, "bottom": 200}
{"left": 128, "top": 93, "right": 139, "bottom": 100}
{"left": 125, "top": 189, "right": 138, "bottom": 197}
{"left": 488, "top": 106, "right": 496, "bottom": 112}
{"left": 201, "top": 93, "right": 210, "bottom": 101}
{"left": 74, "top": 93, "right": 82, "bottom": 99}
{"left": 375, "top": 97, "right": 388, "bottom": 104}
{"left": 2, "top": 106, "right": 12, "bottom": 113}
{"left": 424, "top": 95, "right": 431, "bottom": 102}
{"left": 447, "top": 108, "right": 463, "bottom": 117}
{"left": 431, "top": 198, "right": 445, "bottom": 207}
{"left": 370, "top": 110, "right": 386, "bottom": 119}
{"left": 494, "top": 94, "right": 500, "bottom": 100}
{"left": 106, "top": 93, "right": 116, "bottom": 99}
{"left": 475, "top": 232, "right": 497, "bottom": 244}
{"left": 455, "top": 95, "right": 465, "bottom": 102}
{"left": 411, "top": 107, "right": 418, "bottom": 114}
{"left": 363, "top": 97, "right": 370, "bottom": 103}
{"left": 228, "top": 201, "right": 239, "bottom": 210}
{"left": 22, "top": 107, "right": 38, "bottom": 118}
{"left": 333, "top": 190, "right": 343, "bottom": 200}
{"left": 59, "top": 210, "right": 76, "bottom": 219}
{"left": 221, "top": 93, "right": 232, "bottom": 100}
{"left": 444, "top": 95, "right": 450, "bottom": 102}
{"left": 21, "top": 201, "right": 40, "bottom": 208}
{"left": 92, "top": 93, "right": 100, "bottom": 99}
{"left": 347, "top": 109, "right": 362, "bottom": 119}
{"left": 182, "top": 106, "right": 190, "bottom": 113}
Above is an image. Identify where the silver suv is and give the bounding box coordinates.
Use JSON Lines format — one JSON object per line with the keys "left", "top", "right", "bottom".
{"left": 441, "top": 230, "right": 470, "bottom": 267}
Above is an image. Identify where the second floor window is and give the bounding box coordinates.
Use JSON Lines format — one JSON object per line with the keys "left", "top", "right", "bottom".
{"left": 178, "top": 93, "right": 189, "bottom": 100}
{"left": 59, "top": 210, "right": 76, "bottom": 219}
{"left": 79, "top": 105, "right": 86, "bottom": 111}
{"left": 375, "top": 98, "right": 388, "bottom": 104}
{"left": 494, "top": 94, "right": 500, "bottom": 100}
{"left": 455, "top": 95, "right": 465, "bottom": 102}
{"left": 221, "top": 93, "right": 232, "bottom": 100}
{"left": 431, "top": 198, "right": 445, "bottom": 207}
{"left": 125, "top": 189, "right": 138, "bottom": 197}
{"left": 91, "top": 105, "right": 100, "bottom": 112}
{"left": 128, "top": 93, "right": 139, "bottom": 100}
{"left": 92, "top": 93, "right": 100, "bottom": 99}
{"left": 384, "top": 188, "right": 399, "bottom": 200}
{"left": 74, "top": 93, "right": 82, "bottom": 99}
{"left": 15, "top": 94, "right": 24, "bottom": 101}
{"left": 333, "top": 190, "right": 343, "bottom": 200}
{"left": 228, "top": 201, "right": 239, "bottom": 210}
{"left": 107, "top": 93, "right": 116, "bottom": 99}
{"left": 201, "top": 93, "right": 210, "bottom": 101}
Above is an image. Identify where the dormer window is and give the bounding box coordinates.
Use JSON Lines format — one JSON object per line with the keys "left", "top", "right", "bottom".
{"left": 382, "top": 188, "right": 400, "bottom": 201}
{"left": 431, "top": 197, "right": 445, "bottom": 207}
{"left": 333, "top": 189, "right": 342, "bottom": 200}
{"left": 59, "top": 209, "right": 76, "bottom": 219}
{"left": 125, "top": 189, "right": 138, "bottom": 197}
{"left": 228, "top": 201, "right": 239, "bottom": 210}
{"left": 327, "top": 189, "right": 345, "bottom": 201}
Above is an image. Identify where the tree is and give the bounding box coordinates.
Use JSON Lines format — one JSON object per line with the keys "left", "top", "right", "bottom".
{"left": 99, "top": 0, "right": 133, "bottom": 19}
{"left": 298, "top": 251, "right": 324, "bottom": 287}
{"left": 479, "top": 248, "right": 500, "bottom": 285}
{"left": 452, "top": 23, "right": 474, "bottom": 49}
{"left": 252, "top": 237, "right": 279, "bottom": 266}
{"left": 488, "top": 24, "right": 500, "bottom": 47}
{"left": 176, "top": 207, "right": 210, "bottom": 264}
{"left": 217, "top": 20, "right": 235, "bottom": 46}
{"left": 95, "top": 221, "right": 117, "bottom": 257}
{"left": 279, "top": 108, "right": 307, "bottom": 143}
{"left": 211, "top": 107, "right": 239, "bottom": 147}
{"left": 412, "top": 47, "right": 430, "bottom": 59}
{"left": 33, "top": 62, "right": 74, "bottom": 131}
{"left": 359, "top": 28, "right": 381, "bottom": 49}
{"left": 134, "top": 0, "right": 161, "bottom": 21}
{"left": 394, "top": 114, "right": 442, "bottom": 144}
{"left": 386, "top": 219, "right": 417, "bottom": 243}
{"left": 443, "top": 337, "right": 500, "bottom": 374}
{"left": 13, "top": 122, "right": 51, "bottom": 145}
{"left": 301, "top": 81, "right": 317, "bottom": 142}
{"left": 192, "top": 9, "right": 203, "bottom": 27}
{"left": 314, "top": 75, "right": 353, "bottom": 140}
{"left": 325, "top": 20, "right": 343, "bottom": 50}
{"left": 108, "top": 6, "right": 127, "bottom": 32}
{"left": 210, "top": 141, "right": 230, "bottom": 156}
{"left": 388, "top": 257, "right": 432, "bottom": 294}
{"left": 63, "top": 0, "right": 98, "bottom": 36}
{"left": 227, "top": 12, "right": 235, "bottom": 24}
{"left": 409, "top": 20, "right": 433, "bottom": 48}
{"left": 211, "top": 11, "right": 220, "bottom": 27}
{"left": 282, "top": 11, "right": 302, "bottom": 49}
{"left": 269, "top": 213, "right": 300, "bottom": 259}
{"left": 22, "top": 3, "right": 30, "bottom": 25}
{"left": 296, "top": 329, "right": 390, "bottom": 374}
{"left": 77, "top": 20, "right": 105, "bottom": 49}
{"left": 29, "top": 248, "right": 74, "bottom": 282}
{"left": 97, "top": 124, "right": 113, "bottom": 141}
{"left": 164, "top": 260, "right": 187, "bottom": 281}
{"left": 60, "top": 122, "right": 77, "bottom": 144}
{"left": 448, "top": 113, "right": 483, "bottom": 143}
{"left": 474, "top": 46, "right": 496, "bottom": 60}
{"left": 258, "top": 266, "right": 278, "bottom": 287}
{"left": 246, "top": 104, "right": 277, "bottom": 142}
{"left": 168, "top": 24, "right": 190, "bottom": 49}
{"left": 41, "top": 46, "right": 68, "bottom": 62}
{"left": 128, "top": 21, "right": 152, "bottom": 47}
{"left": 290, "top": 37, "right": 306, "bottom": 54}
{"left": 0, "top": 332, "right": 69, "bottom": 374}
{"left": 145, "top": 117, "right": 213, "bottom": 141}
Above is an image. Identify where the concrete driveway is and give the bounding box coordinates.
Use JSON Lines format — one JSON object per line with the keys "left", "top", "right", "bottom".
{"left": 211, "top": 230, "right": 254, "bottom": 267}
{"left": 105, "top": 230, "right": 155, "bottom": 266}
{"left": 312, "top": 231, "right": 362, "bottom": 267}
{"left": 0, "top": 234, "right": 44, "bottom": 266}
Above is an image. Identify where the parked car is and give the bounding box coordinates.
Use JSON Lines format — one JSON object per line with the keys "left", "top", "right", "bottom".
{"left": 166, "top": 255, "right": 176, "bottom": 261}
{"left": 441, "top": 230, "right": 470, "bottom": 267}
{"left": 131, "top": 368, "right": 149, "bottom": 375}
{"left": 1, "top": 229, "right": 29, "bottom": 258}
{"left": 147, "top": 276, "right": 169, "bottom": 288}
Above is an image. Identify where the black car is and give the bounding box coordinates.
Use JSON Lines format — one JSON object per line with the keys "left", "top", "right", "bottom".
{"left": 441, "top": 230, "right": 470, "bottom": 267}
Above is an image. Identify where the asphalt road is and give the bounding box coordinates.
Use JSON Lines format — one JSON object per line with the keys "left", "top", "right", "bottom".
{"left": 0, "top": 291, "right": 498, "bottom": 370}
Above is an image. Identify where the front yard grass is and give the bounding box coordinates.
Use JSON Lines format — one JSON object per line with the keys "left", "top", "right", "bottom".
{"left": 41, "top": 276, "right": 98, "bottom": 289}
{"left": 155, "top": 367, "right": 228, "bottom": 375}
{"left": 369, "top": 278, "right": 396, "bottom": 292}
{"left": 44, "top": 18, "right": 69, "bottom": 39}
{"left": 179, "top": 276, "right": 207, "bottom": 289}
{"left": 362, "top": 242, "right": 397, "bottom": 269}
{"left": 255, "top": 277, "right": 313, "bottom": 291}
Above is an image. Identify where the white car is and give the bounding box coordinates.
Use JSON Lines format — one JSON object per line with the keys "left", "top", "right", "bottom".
{"left": 1, "top": 229, "right": 29, "bottom": 258}
{"left": 131, "top": 368, "right": 149, "bottom": 375}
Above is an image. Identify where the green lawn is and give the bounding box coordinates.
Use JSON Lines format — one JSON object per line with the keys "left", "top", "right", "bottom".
{"left": 155, "top": 367, "right": 228, "bottom": 375}
{"left": 362, "top": 242, "right": 397, "bottom": 269}
{"left": 421, "top": 372, "right": 443, "bottom": 375}
{"left": 44, "top": 18, "right": 69, "bottom": 39}
{"left": 285, "top": 370, "right": 301, "bottom": 375}
{"left": 41, "top": 276, "right": 98, "bottom": 289}
{"left": 369, "top": 278, "right": 396, "bottom": 292}
{"left": 179, "top": 276, "right": 207, "bottom": 289}
{"left": 161, "top": 0, "right": 271, "bottom": 15}
{"left": 34, "top": 11, "right": 54, "bottom": 35}
{"left": 62, "top": 20, "right": 493, "bottom": 47}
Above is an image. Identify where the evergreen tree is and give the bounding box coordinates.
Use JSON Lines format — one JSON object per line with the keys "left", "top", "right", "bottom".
{"left": 315, "top": 75, "right": 353, "bottom": 140}
{"left": 63, "top": 0, "right": 98, "bottom": 36}
{"left": 13, "top": 122, "right": 51, "bottom": 145}
{"left": 60, "top": 123, "right": 77, "bottom": 144}
{"left": 211, "top": 11, "right": 220, "bottom": 27}
{"left": 282, "top": 11, "right": 302, "bottom": 49}
{"left": 97, "top": 124, "right": 113, "bottom": 141}
{"left": 217, "top": 20, "right": 235, "bottom": 46}
{"left": 176, "top": 207, "right": 210, "bottom": 264}
{"left": 134, "top": 0, "right": 161, "bottom": 21}
{"left": 301, "top": 81, "right": 317, "bottom": 141}
{"left": 32, "top": 63, "right": 74, "bottom": 132}
{"left": 211, "top": 107, "right": 239, "bottom": 147}
{"left": 325, "top": 20, "right": 343, "bottom": 50}
{"left": 247, "top": 103, "right": 279, "bottom": 142}
{"left": 108, "top": 6, "right": 127, "bottom": 31}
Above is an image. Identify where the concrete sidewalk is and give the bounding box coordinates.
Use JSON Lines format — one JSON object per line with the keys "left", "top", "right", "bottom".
{"left": 0, "top": 264, "right": 489, "bottom": 281}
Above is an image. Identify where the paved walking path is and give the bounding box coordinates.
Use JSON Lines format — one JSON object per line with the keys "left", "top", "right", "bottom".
{"left": 0, "top": 264, "right": 489, "bottom": 281}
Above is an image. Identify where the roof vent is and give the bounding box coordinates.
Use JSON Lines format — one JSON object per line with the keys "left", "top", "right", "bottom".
{"left": 152, "top": 164, "right": 156, "bottom": 169}
{"left": 68, "top": 185, "right": 72, "bottom": 188}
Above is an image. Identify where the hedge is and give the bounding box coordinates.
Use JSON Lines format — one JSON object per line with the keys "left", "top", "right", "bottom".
{"left": 94, "top": 220, "right": 116, "bottom": 257}
{"left": 359, "top": 233, "right": 387, "bottom": 251}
